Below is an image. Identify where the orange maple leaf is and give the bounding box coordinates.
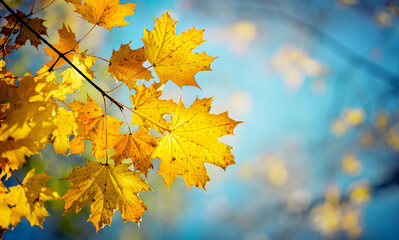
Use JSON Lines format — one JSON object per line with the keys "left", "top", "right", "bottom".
{"left": 111, "top": 130, "right": 158, "bottom": 176}
{"left": 45, "top": 24, "right": 79, "bottom": 68}
{"left": 67, "top": 95, "right": 124, "bottom": 160}
{"left": 67, "top": 0, "right": 136, "bottom": 30}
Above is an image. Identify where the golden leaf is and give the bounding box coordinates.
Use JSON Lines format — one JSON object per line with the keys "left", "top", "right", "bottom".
{"left": 142, "top": 12, "right": 217, "bottom": 88}
{"left": 45, "top": 24, "right": 79, "bottom": 68}
{"left": 129, "top": 82, "right": 177, "bottom": 132}
{"left": 68, "top": 0, "right": 136, "bottom": 30}
{"left": 67, "top": 95, "right": 124, "bottom": 159}
{"left": 111, "top": 130, "right": 158, "bottom": 176}
{"left": 5, "top": 169, "right": 59, "bottom": 228}
{"left": 62, "top": 160, "right": 151, "bottom": 231}
{"left": 61, "top": 52, "right": 97, "bottom": 90}
{"left": 52, "top": 107, "right": 78, "bottom": 156}
{"left": 107, "top": 43, "right": 153, "bottom": 89}
{"left": 0, "top": 182, "right": 11, "bottom": 228}
{"left": 152, "top": 97, "right": 241, "bottom": 189}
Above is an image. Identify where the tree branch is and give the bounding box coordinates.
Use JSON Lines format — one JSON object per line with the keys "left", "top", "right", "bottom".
{"left": 0, "top": 0, "right": 124, "bottom": 110}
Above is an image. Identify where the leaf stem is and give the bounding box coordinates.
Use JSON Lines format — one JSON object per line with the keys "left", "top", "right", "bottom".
{"left": 103, "top": 95, "right": 109, "bottom": 164}
{"left": 93, "top": 56, "right": 111, "bottom": 63}
{"left": 75, "top": 24, "right": 96, "bottom": 49}
{"left": 6, "top": 161, "right": 22, "bottom": 186}
{"left": 106, "top": 64, "right": 154, "bottom": 93}
{"left": 29, "top": 0, "right": 36, "bottom": 14}
{"left": 121, "top": 108, "right": 132, "bottom": 134}
{"left": 119, "top": 102, "right": 169, "bottom": 133}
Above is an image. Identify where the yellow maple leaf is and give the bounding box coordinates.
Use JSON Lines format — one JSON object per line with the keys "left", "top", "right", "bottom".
{"left": 61, "top": 52, "right": 97, "bottom": 90}
{"left": 52, "top": 107, "right": 78, "bottom": 156}
{"left": 68, "top": 0, "right": 136, "bottom": 31}
{"left": 45, "top": 24, "right": 79, "bottom": 68}
{"left": 62, "top": 160, "right": 151, "bottom": 231}
{"left": 0, "top": 74, "right": 59, "bottom": 169}
{"left": 5, "top": 169, "right": 59, "bottom": 228}
{"left": 111, "top": 130, "right": 158, "bottom": 176}
{"left": 0, "top": 181, "right": 11, "bottom": 228}
{"left": 68, "top": 136, "right": 85, "bottom": 155}
{"left": 130, "top": 82, "right": 177, "bottom": 132}
{"left": 67, "top": 95, "right": 124, "bottom": 159}
{"left": 142, "top": 12, "right": 217, "bottom": 88}
{"left": 0, "top": 60, "right": 17, "bottom": 103}
{"left": 90, "top": 116, "right": 124, "bottom": 160}
{"left": 107, "top": 43, "right": 153, "bottom": 89}
{"left": 67, "top": 94, "right": 103, "bottom": 133}
{"left": 152, "top": 97, "right": 241, "bottom": 189}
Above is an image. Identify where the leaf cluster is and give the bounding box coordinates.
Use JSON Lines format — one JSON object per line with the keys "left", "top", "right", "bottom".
{"left": 0, "top": 0, "right": 240, "bottom": 233}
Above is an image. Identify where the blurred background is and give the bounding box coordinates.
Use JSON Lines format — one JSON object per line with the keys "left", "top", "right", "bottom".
{"left": 2, "top": 0, "right": 399, "bottom": 239}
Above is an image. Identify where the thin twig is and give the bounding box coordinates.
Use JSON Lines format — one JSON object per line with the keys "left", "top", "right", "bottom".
{"left": 106, "top": 64, "right": 153, "bottom": 93}
{"left": 0, "top": 20, "right": 18, "bottom": 49}
{"left": 7, "top": 161, "right": 22, "bottom": 185}
{"left": 94, "top": 56, "right": 111, "bottom": 63}
{"left": 30, "top": 0, "right": 55, "bottom": 15}
{"left": 29, "top": 0, "right": 36, "bottom": 14}
{"left": 121, "top": 108, "right": 132, "bottom": 134}
{"left": 77, "top": 24, "right": 96, "bottom": 44}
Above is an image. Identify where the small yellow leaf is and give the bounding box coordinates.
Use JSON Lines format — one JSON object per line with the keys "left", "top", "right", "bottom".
{"left": 142, "top": 12, "right": 217, "bottom": 88}
{"left": 61, "top": 52, "right": 97, "bottom": 90}
{"left": 5, "top": 169, "right": 59, "bottom": 228}
{"left": 107, "top": 43, "right": 153, "bottom": 89}
{"left": 130, "top": 82, "right": 177, "bottom": 132}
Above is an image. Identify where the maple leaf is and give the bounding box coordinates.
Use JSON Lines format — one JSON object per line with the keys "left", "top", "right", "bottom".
{"left": 45, "top": 24, "right": 79, "bottom": 68}
{"left": 67, "top": 94, "right": 104, "bottom": 133}
{"left": 111, "top": 130, "right": 158, "bottom": 176}
{"left": 152, "top": 97, "right": 241, "bottom": 189}
{"left": 67, "top": 95, "right": 124, "bottom": 159}
{"left": 5, "top": 169, "right": 60, "bottom": 228}
{"left": 52, "top": 107, "right": 78, "bottom": 156}
{"left": 0, "top": 183, "right": 10, "bottom": 229}
{"left": 0, "top": 35, "right": 17, "bottom": 58}
{"left": 62, "top": 160, "right": 151, "bottom": 231}
{"left": 142, "top": 12, "right": 217, "bottom": 88}
{"left": 68, "top": 0, "right": 136, "bottom": 31}
{"left": 61, "top": 52, "right": 97, "bottom": 90}
{"left": 0, "top": 182, "right": 11, "bottom": 228}
{"left": 0, "top": 60, "right": 17, "bottom": 102}
{"left": 129, "top": 82, "right": 177, "bottom": 132}
{"left": 90, "top": 116, "right": 124, "bottom": 160}
{"left": 1, "top": 11, "right": 48, "bottom": 49}
{"left": 107, "top": 43, "right": 153, "bottom": 89}
{"left": 68, "top": 133, "right": 85, "bottom": 155}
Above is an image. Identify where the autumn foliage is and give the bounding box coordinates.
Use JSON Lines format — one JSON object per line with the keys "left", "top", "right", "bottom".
{"left": 0, "top": 0, "right": 240, "bottom": 233}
